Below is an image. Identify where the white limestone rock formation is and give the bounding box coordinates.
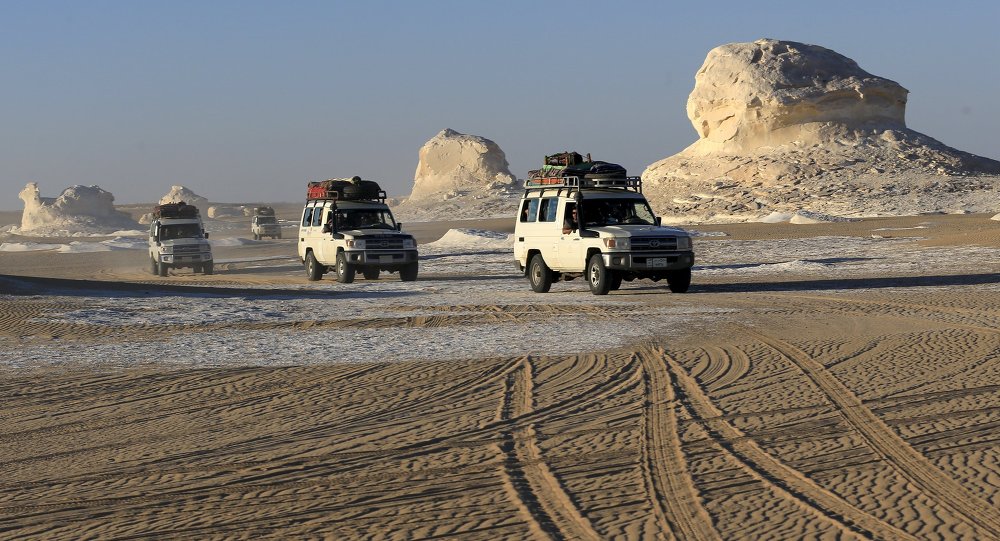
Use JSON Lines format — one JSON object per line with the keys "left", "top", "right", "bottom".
{"left": 643, "top": 39, "right": 1000, "bottom": 222}
{"left": 393, "top": 129, "right": 520, "bottom": 220}
{"left": 207, "top": 205, "right": 242, "bottom": 219}
{"left": 17, "top": 182, "right": 139, "bottom": 235}
{"left": 159, "top": 185, "right": 209, "bottom": 209}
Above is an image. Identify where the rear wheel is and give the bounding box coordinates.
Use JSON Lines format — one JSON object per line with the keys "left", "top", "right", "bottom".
{"left": 667, "top": 268, "right": 691, "bottom": 293}
{"left": 528, "top": 254, "right": 553, "bottom": 293}
{"left": 587, "top": 253, "right": 611, "bottom": 295}
{"left": 305, "top": 252, "right": 323, "bottom": 281}
{"left": 362, "top": 269, "right": 380, "bottom": 280}
{"left": 336, "top": 252, "right": 356, "bottom": 283}
{"left": 400, "top": 262, "right": 418, "bottom": 282}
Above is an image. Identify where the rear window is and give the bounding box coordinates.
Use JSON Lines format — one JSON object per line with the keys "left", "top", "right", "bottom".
{"left": 538, "top": 198, "right": 558, "bottom": 222}
{"left": 312, "top": 206, "right": 325, "bottom": 227}
{"left": 301, "top": 207, "right": 313, "bottom": 227}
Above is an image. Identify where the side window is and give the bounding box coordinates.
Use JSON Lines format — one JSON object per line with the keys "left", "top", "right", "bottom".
{"left": 520, "top": 199, "right": 539, "bottom": 222}
{"left": 302, "top": 207, "right": 314, "bottom": 227}
{"left": 312, "top": 206, "right": 325, "bottom": 227}
{"left": 538, "top": 198, "right": 558, "bottom": 222}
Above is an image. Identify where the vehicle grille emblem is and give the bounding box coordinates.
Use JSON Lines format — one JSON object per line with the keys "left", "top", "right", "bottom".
{"left": 649, "top": 240, "right": 660, "bottom": 248}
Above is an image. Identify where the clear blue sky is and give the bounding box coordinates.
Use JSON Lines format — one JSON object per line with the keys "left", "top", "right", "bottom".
{"left": 2, "top": 0, "right": 997, "bottom": 207}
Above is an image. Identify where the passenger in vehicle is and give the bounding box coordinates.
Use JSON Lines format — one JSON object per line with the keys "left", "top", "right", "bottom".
{"left": 562, "top": 203, "right": 578, "bottom": 234}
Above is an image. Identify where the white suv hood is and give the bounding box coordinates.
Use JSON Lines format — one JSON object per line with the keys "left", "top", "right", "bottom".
{"left": 588, "top": 225, "right": 690, "bottom": 237}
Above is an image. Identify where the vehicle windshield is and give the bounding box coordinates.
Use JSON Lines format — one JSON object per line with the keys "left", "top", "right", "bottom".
{"left": 581, "top": 198, "right": 656, "bottom": 227}
{"left": 160, "top": 224, "right": 203, "bottom": 240}
{"left": 256, "top": 216, "right": 277, "bottom": 224}
{"left": 334, "top": 209, "right": 397, "bottom": 230}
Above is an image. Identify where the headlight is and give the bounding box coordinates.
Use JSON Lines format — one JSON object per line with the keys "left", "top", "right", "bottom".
{"left": 200, "top": 244, "right": 212, "bottom": 252}
{"left": 346, "top": 239, "right": 365, "bottom": 249}
{"left": 403, "top": 238, "right": 416, "bottom": 249}
{"left": 677, "top": 236, "right": 691, "bottom": 250}
{"left": 603, "top": 237, "right": 629, "bottom": 250}
{"left": 161, "top": 245, "right": 174, "bottom": 254}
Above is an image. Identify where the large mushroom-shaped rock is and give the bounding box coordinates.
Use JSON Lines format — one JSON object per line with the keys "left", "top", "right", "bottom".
{"left": 17, "top": 182, "right": 139, "bottom": 234}
{"left": 687, "top": 38, "right": 908, "bottom": 154}
{"left": 159, "top": 185, "right": 209, "bottom": 209}
{"left": 392, "top": 129, "right": 520, "bottom": 220}
{"left": 642, "top": 39, "right": 1000, "bottom": 222}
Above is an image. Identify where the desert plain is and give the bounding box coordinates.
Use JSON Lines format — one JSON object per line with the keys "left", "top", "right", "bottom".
{"left": 0, "top": 208, "right": 998, "bottom": 540}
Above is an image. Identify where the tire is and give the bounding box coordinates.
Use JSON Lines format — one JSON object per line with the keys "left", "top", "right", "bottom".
{"left": 587, "top": 253, "right": 611, "bottom": 295}
{"left": 203, "top": 262, "right": 214, "bottom": 275}
{"left": 305, "top": 251, "right": 323, "bottom": 281}
{"left": 362, "top": 269, "right": 380, "bottom": 280}
{"left": 667, "top": 268, "right": 691, "bottom": 293}
{"left": 158, "top": 261, "right": 168, "bottom": 277}
{"left": 253, "top": 233, "right": 259, "bottom": 240}
{"left": 528, "top": 254, "right": 553, "bottom": 293}
{"left": 400, "top": 262, "right": 418, "bottom": 282}
{"left": 336, "top": 252, "right": 356, "bottom": 283}
{"left": 193, "top": 264, "right": 202, "bottom": 274}
{"left": 150, "top": 257, "right": 158, "bottom": 275}
{"left": 609, "top": 272, "right": 623, "bottom": 291}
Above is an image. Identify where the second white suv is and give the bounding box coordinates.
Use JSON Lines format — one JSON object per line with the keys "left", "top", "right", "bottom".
{"left": 513, "top": 177, "right": 694, "bottom": 295}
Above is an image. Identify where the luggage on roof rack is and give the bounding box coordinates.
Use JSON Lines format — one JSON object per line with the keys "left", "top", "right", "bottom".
{"left": 253, "top": 206, "right": 275, "bottom": 216}
{"left": 153, "top": 202, "right": 200, "bottom": 218}
{"left": 307, "top": 176, "right": 385, "bottom": 201}
{"left": 523, "top": 176, "right": 642, "bottom": 192}
{"left": 531, "top": 152, "right": 627, "bottom": 182}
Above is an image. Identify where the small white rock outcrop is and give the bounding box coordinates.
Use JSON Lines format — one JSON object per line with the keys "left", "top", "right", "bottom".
{"left": 159, "top": 186, "right": 209, "bottom": 209}
{"left": 17, "top": 182, "right": 139, "bottom": 235}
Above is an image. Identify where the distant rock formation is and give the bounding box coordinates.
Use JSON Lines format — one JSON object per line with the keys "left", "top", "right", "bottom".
{"left": 17, "top": 182, "right": 139, "bottom": 235}
{"left": 643, "top": 39, "right": 1000, "bottom": 221}
{"left": 207, "top": 205, "right": 242, "bottom": 219}
{"left": 159, "top": 186, "right": 209, "bottom": 209}
{"left": 393, "top": 129, "right": 520, "bottom": 220}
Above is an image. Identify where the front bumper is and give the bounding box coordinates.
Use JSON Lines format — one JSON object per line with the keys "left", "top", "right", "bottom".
{"left": 602, "top": 251, "right": 694, "bottom": 271}
{"left": 343, "top": 249, "right": 418, "bottom": 267}
{"left": 160, "top": 253, "right": 213, "bottom": 265}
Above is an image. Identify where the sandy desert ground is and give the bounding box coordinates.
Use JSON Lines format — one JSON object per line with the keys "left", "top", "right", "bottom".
{"left": 1, "top": 211, "right": 999, "bottom": 540}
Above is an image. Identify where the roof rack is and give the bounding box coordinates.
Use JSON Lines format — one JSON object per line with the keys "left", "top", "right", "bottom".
{"left": 523, "top": 176, "right": 642, "bottom": 192}
{"left": 307, "top": 177, "right": 387, "bottom": 202}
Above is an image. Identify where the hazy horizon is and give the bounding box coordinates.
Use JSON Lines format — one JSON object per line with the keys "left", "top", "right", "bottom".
{"left": 3, "top": 1, "right": 998, "bottom": 210}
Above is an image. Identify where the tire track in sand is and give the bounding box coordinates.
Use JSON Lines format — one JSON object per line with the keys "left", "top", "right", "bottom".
{"left": 649, "top": 346, "right": 918, "bottom": 541}
{"left": 498, "top": 357, "right": 601, "bottom": 541}
{"left": 745, "top": 328, "right": 1000, "bottom": 538}
{"left": 636, "top": 349, "right": 720, "bottom": 541}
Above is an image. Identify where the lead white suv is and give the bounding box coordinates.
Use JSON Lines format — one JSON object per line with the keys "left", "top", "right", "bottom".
{"left": 513, "top": 177, "right": 694, "bottom": 295}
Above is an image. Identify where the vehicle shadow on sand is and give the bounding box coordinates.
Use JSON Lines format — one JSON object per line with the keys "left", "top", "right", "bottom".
{"left": 0, "top": 274, "right": 422, "bottom": 301}
{"left": 622, "top": 272, "right": 1000, "bottom": 294}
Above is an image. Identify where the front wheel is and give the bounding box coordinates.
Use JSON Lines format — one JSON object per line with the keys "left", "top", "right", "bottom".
{"left": 667, "top": 268, "right": 691, "bottom": 293}
{"left": 253, "top": 233, "right": 259, "bottom": 241}
{"left": 157, "top": 261, "right": 169, "bottom": 277}
{"left": 150, "top": 257, "right": 158, "bottom": 275}
{"left": 336, "top": 252, "right": 356, "bottom": 283}
{"left": 587, "top": 253, "right": 611, "bottom": 295}
{"left": 609, "top": 272, "right": 623, "bottom": 291}
{"left": 399, "top": 262, "right": 418, "bottom": 282}
{"left": 305, "top": 252, "right": 323, "bottom": 281}
{"left": 528, "top": 254, "right": 553, "bottom": 293}
{"left": 203, "top": 261, "right": 214, "bottom": 275}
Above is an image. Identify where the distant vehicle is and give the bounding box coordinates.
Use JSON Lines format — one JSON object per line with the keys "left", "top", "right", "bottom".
{"left": 514, "top": 175, "right": 694, "bottom": 295}
{"left": 251, "top": 206, "right": 281, "bottom": 240}
{"left": 148, "top": 202, "right": 213, "bottom": 276}
{"left": 297, "top": 177, "right": 418, "bottom": 283}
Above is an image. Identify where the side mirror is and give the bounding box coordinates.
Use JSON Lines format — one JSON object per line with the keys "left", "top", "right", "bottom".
{"left": 396, "top": 223, "right": 402, "bottom": 231}
{"left": 204, "top": 232, "right": 209, "bottom": 239}
{"left": 655, "top": 217, "right": 662, "bottom": 226}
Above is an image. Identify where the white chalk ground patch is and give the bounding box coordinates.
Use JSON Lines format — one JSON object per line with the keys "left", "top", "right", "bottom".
{"left": 2, "top": 236, "right": 148, "bottom": 254}
{"left": 3, "top": 229, "right": 999, "bottom": 368}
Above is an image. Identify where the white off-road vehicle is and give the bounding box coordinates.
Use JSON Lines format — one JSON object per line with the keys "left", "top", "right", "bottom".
{"left": 251, "top": 206, "right": 281, "bottom": 240}
{"left": 148, "top": 202, "right": 213, "bottom": 276}
{"left": 513, "top": 177, "right": 694, "bottom": 295}
{"left": 297, "top": 178, "right": 418, "bottom": 283}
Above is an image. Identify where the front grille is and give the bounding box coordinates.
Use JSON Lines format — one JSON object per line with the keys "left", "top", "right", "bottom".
{"left": 366, "top": 239, "right": 406, "bottom": 250}
{"left": 630, "top": 237, "right": 678, "bottom": 251}
{"left": 173, "top": 245, "right": 202, "bottom": 254}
